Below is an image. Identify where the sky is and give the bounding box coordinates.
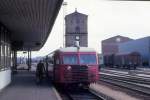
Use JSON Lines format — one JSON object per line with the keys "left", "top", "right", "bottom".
{"left": 30, "top": 0, "right": 150, "bottom": 57}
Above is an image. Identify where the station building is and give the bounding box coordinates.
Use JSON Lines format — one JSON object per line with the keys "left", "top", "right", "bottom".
{"left": 119, "top": 36, "right": 150, "bottom": 66}
{"left": 0, "top": 24, "right": 11, "bottom": 90}
{"left": 65, "top": 10, "right": 88, "bottom": 47}
{"left": 0, "top": 0, "right": 63, "bottom": 90}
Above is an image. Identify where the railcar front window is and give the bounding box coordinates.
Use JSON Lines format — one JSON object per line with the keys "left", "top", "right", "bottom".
{"left": 80, "top": 54, "right": 97, "bottom": 65}
{"left": 63, "top": 54, "right": 78, "bottom": 64}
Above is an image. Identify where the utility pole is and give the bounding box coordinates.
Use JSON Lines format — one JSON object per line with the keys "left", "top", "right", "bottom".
{"left": 62, "top": 2, "right": 67, "bottom": 47}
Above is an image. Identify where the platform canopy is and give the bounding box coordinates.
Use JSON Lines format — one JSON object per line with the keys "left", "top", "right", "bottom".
{"left": 0, "top": 0, "right": 63, "bottom": 51}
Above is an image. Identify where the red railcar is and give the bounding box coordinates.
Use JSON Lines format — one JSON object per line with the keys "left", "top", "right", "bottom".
{"left": 46, "top": 47, "right": 99, "bottom": 86}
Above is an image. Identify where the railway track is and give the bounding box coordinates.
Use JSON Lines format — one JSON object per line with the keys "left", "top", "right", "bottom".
{"left": 100, "top": 68, "right": 150, "bottom": 84}
{"left": 100, "top": 72, "right": 150, "bottom": 85}
{"left": 100, "top": 73, "right": 150, "bottom": 96}
{"left": 56, "top": 86, "right": 105, "bottom": 100}
{"left": 65, "top": 89, "right": 104, "bottom": 100}
{"left": 101, "top": 68, "right": 150, "bottom": 77}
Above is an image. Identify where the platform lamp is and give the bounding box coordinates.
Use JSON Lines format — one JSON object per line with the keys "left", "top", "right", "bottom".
{"left": 62, "top": 1, "right": 67, "bottom": 47}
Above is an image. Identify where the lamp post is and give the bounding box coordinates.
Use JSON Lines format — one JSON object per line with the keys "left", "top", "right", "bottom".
{"left": 62, "top": 2, "right": 67, "bottom": 47}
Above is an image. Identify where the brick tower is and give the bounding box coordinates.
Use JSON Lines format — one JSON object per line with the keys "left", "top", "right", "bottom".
{"left": 65, "top": 10, "right": 88, "bottom": 47}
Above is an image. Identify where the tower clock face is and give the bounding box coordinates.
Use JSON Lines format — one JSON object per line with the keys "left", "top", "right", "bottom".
{"left": 76, "top": 36, "right": 80, "bottom": 40}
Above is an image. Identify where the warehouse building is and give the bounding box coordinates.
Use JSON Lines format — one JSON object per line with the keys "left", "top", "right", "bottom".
{"left": 119, "top": 36, "right": 150, "bottom": 66}
{"left": 101, "top": 35, "right": 133, "bottom": 66}
{"left": 102, "top": 35, "right": 133, "bottom": 55}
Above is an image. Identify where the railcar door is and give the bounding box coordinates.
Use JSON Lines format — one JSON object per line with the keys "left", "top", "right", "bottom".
{"left": 53, "top": 53, "right": 61, "bottom": 83}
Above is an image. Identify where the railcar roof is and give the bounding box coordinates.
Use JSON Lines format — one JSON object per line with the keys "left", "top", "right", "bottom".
{"left": 57, "top": 47, "right": 96, "bottom": 52}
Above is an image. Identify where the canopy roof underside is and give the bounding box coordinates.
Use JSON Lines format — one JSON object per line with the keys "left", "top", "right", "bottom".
{"left": 0, "top": 0, "right": 63, "bottom": 51}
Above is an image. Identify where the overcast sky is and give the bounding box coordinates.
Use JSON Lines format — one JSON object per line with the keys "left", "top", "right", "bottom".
{"left": 30, "top": 0, "right": 150, "bottom": 57}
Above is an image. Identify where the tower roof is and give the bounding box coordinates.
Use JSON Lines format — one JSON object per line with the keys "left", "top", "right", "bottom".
{"left": 65, "top": 10, "right": 88, "bottom": 19}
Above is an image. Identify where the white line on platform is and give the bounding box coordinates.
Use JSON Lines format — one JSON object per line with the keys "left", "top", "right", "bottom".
{"left": 52, "top": 86, "right": 62, "bottom": 100}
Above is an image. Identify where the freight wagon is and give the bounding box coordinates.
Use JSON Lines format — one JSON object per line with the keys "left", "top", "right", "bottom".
{"left": 114, "top": 52, "right": 141, "bottom": 69}
{"left": 103, "top": 52, "right": 141, "bottom": 69}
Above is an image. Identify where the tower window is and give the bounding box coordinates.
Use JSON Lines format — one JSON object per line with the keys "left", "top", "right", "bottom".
{"left": 76, "top": 16, "right": 80, "bottom": 24}
{"left": 75, "top": 26, "right": 80, "bottom": 33}
{"left": 71, "top": 20, "right": 73, "bottom": 24}
{"left": 76, "top": 18, "right": 80, "bottom": 24}
{"left": 82, "top": 20, "right": 84, "bottom": 23}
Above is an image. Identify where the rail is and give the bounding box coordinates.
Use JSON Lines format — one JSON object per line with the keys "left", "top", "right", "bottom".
{"left": 100, "top": 72, "right": 150, "bottom": 85}
{"left": 64, "top": 89, "right": 104, "bottom": 100}
{"left": 100, "top": 74, "right": 150, "bottom": 96}
{"left": 55, "top": 86, "right": 105, "bottom": 100}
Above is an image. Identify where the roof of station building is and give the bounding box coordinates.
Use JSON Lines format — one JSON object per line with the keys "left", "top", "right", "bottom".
{"left": 102, "top": 35, "right": 133, "bottom": 44}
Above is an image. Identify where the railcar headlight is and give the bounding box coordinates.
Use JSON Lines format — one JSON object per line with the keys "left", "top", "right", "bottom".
{"left": 67, "top": 66, "right": 72, "bottom": 71}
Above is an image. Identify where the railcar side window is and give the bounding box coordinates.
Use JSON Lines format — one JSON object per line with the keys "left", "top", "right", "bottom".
{"left": 63, "top": 54, "right": 78, "bottom": 64}
{"left": 56, "top": 59, "right": 59, "bottom": 64}
{"left": 54, "top": 57, "right": 60, "bottom": 65}
{"left": 80, "top": 54, "right": 97, "bottom": 65}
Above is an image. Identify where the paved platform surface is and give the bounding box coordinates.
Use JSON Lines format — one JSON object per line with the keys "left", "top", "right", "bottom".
{"left": 0, "top": 71, "right": 59, "bottom": 100}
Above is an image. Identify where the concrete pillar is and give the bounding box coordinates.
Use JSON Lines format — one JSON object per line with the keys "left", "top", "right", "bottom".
{"left": 29, "top": 51, "right": 32, "bottom": 70}
{"left": 27, "top": 50, "right": 32, "bottom": 70}
{"left": 45, "top": 56, "right": 48, "bottom": 77}
{"left": 12, "top": 50, "right": 17, "bottom": 74}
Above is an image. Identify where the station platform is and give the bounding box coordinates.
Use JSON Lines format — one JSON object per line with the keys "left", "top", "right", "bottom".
{"left": 0, "top": 70, "right": 60, "bottom": 100}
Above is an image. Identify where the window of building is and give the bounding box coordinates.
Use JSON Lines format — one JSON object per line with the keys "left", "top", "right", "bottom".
{"left": 0, "top": 27, "right": 1, "bottom": 70}
{"left": 71, "top": 20, "right": 73, "bottom": 24}
{"left": 0, "top": 26, "right": 11, "bottom": 71}
{"left": 5, "top": 45, "right": 7, "bottom": 68}
{"left": 82, "top": 20, "right": 84, "bottom": 23}
{"left": 75, "top": 26, "right": 80, "bottom": 33}
{"left": 76, "top": 18, "right": 80, "bottom": 24}
{"left": 0, "top": 42, "right": 1, "bottom": 69}
{"left": 7, "top": 45, "right": 11, "bottom": 67}
{"left": 1, "top": 43, "right": 4, "bottom": 68}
